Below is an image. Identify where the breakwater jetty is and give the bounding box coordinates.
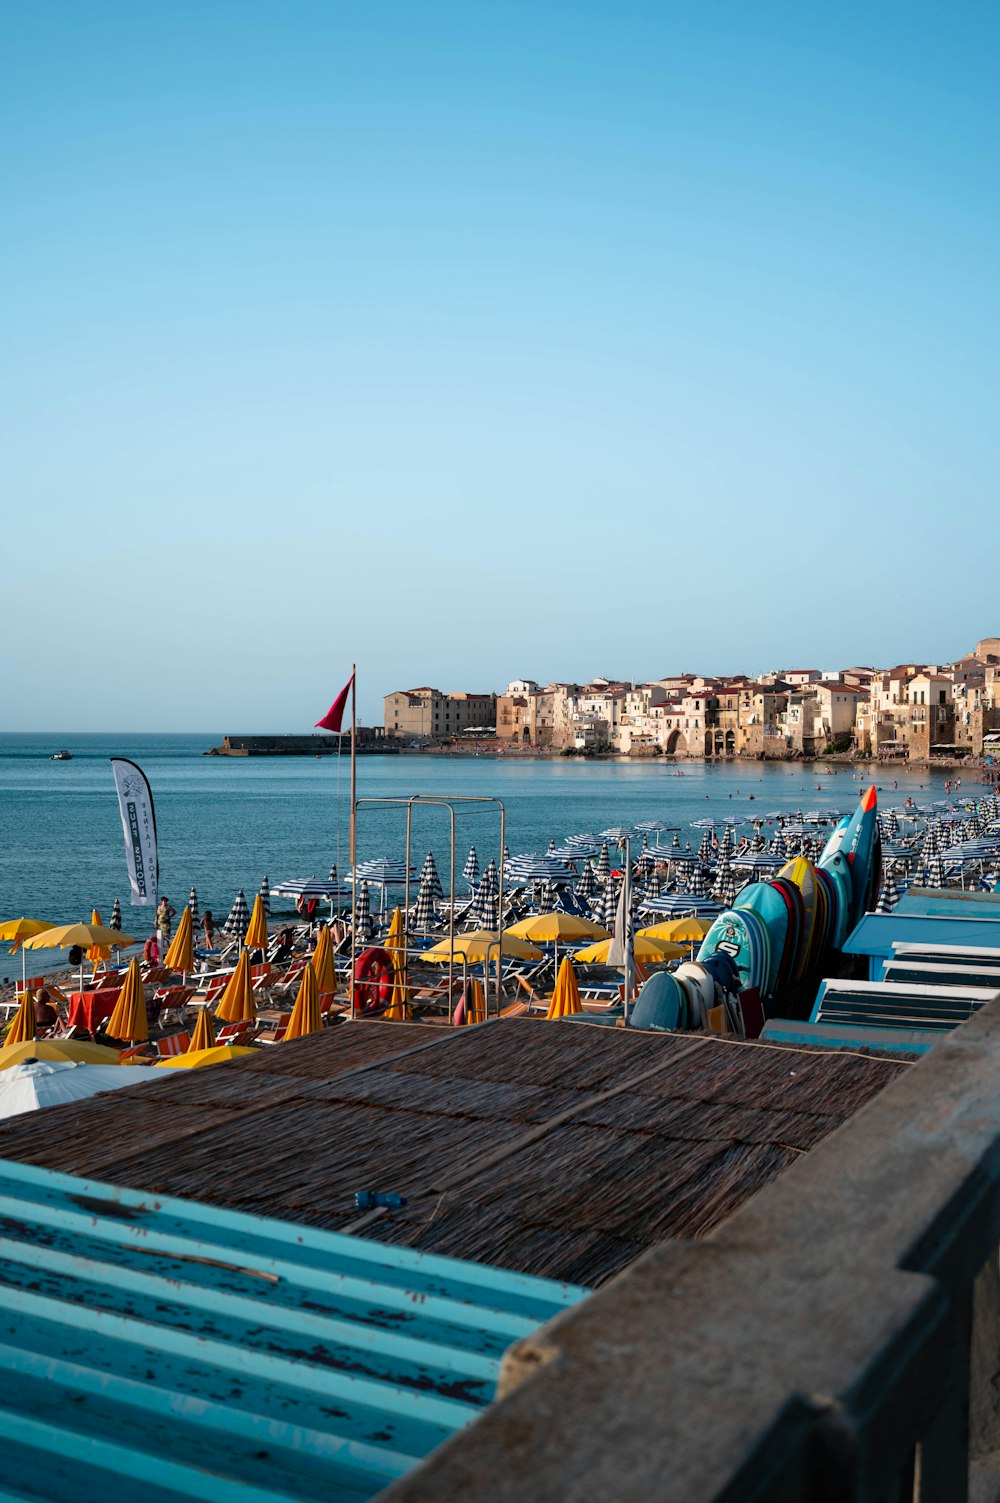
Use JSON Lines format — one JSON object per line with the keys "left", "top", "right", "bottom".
{"left": 206, "top": 733, "right": 395, "bottom": 757}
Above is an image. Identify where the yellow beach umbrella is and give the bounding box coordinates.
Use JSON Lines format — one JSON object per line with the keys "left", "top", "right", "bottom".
{"left": 87, "top": 909, "right": 112, "bottom": 968}
{"left": 466, "top": 978, "right": 487, "bottom": 1025}
{"left": 507, "top": 913, "right": 610, "bottom": 944}
{"left": 311, "top": 925, "right": 336, "bottom": 999}
{"left": 0, "top": 1038, "right": 122, "bottom": 1070}
{"left": 244, "top": 894, "right": 269, "bottom": 952}
{"left": 188, "top": 1008, "right": 216, "bottom": 1052}
{"left": 105, "top": 957, "right": 149, "bottom": 1043}
{"left": 156, "top": 1045, "right": 256, "bottom": 1070}
{"left": 0, "top": 918, "right": 55, "bottom": 991}
{"left": 286, "top": 964, "right": 322, "bottom": 1040}
{"left": 164, "top": 904, "right": 194, "bottom": 972}
{"left": 573, "top": 935, "right": 685, "bottom": 965}
{"left": 638, "top": 917, "right": 714, "bottom": 943}
{"left": 547, "top": 956, "right": 582, "bottom": 1019}
{"left": 384, "top": 907, "right": 410, "bottom": 1021}
{"left": 3, "top": 990, "right": 36, "bottom": 1048}
{"left": 25, "top": 922, "right": 138, "bottom": 951}
{"left": 215, "top": 949, "right": 256, "bottom": 1023}
{"left": 421, "top": 931, "right": 543, "bottom": 964}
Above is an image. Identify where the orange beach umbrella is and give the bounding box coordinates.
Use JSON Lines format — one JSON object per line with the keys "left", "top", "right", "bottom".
{"left": 546, "top": 956, "right": 582, "bottom": 1020}
{"left": 3, "top": 990, "right": 36, "bottom": 1049}
{"left": 106, "top": 958, "right": 149, "bottom": 1044}
{"left": 188, "top": 1008, "right": 216, "bottom": 1052}
{"left": 311, "top": 925, "right": 336, "bottom": 999}
{"left": 215, "top": 950, "right": 256, "bottom": 1024}
{"left": 244, "top": 894, "right": 269, "bottom": 952}
{"left": 286, "top": 964, "right": 322, "bottom": 1040}
{"left": 164, "top": 905, "right": 195, "bottom": 973}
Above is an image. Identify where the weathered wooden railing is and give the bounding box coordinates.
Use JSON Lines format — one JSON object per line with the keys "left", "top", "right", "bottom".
{"left": 382, "top": 996, "right": 1000, "bottom": 1502}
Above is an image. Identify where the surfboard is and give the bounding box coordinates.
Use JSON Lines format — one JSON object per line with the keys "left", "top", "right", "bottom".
{"left": 817, "top": 848, "right": 853, "bottom": 949}
{"left": 631, "top": 971, "right": 684, "bottom": 1032}
{"left": 734, "top": 882, "right": 788, "bottom": 998}
{"left": 675, "top": 962, "right": 713, "bottom": 1026}
{"left": 818, "top": 815, "right": 851, "bottom": 865}
{"left": 842, "top": 786, "right": 878, "bottom": 927}
{"left": 778, "top": 858, "right": 817, "bottom": 982}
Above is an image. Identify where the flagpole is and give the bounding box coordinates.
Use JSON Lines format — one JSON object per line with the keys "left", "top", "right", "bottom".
{"left": 349, "top": 663, "right": 357, "bottom": 871}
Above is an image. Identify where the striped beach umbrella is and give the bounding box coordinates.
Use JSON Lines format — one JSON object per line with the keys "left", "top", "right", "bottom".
{"left": 672, "top": 831, "right": 681, "bottom": 848}
{"left": 697, "top": 831, "right": 713, "bottom": 863}
{"left": 353, "top": 881, "right": 374, "bottom": 943}
{"left": 328, "top": 864, "right": 338, "bottom": 883}
{"left": 504, "top": 854, "right": 572, "bottom": 886}
{"left": 876, "top": 869, "right": 901, "bottom": 913}
{"left": 594, "top": 844, "right": 611, "bottom": 884}
{"left": 419, "top": 851, "right": 444, "bottom": 902}
{"left": 576, "top": 865, "right": 597, "bottom": 903}
{"left": 536, "top": 879, "right": 557, "bottom": 912}
{"left": 689, "top": 864, "right": 709, "bottom": 899}
{"left": 186, "top": 888, "right": 198, "bottom": 933}
{"left": 223, "top": 889, "right": 250, "bottom": 942}
{"left": 110, "top": 898, "right": 122, "bottom": 932}
{"left": 413, "top": 873, "right": 438, "bottom": 931}
{"left": 926, "top": 851, "right": 946, "bottom": 888}
{"left": 259, "top": 875, "right": 271, "bottom": 915}
{"left": 715, "top": 870, "right": 739, "bottom": 908}
{"left": 463, "top": 846, "right": 480, "bottom": 892}
{"left": 475, "top": 861, "right": 500, "bottom": 929}
{"left": 593, "top": 876, "right": 619, "bottom": 931}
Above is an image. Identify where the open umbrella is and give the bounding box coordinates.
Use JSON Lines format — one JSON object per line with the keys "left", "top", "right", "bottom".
{"left": 156, "top": 1045, "right": 256, "bottom": 1070}
{"left": 0, "top": 1060, "right": 161, "bottom": 1120}
{"left": 420, "top": 932, "right": 542, "bottom": 964}
{"left": 188, "top": 1008, "right": 216, "bottom": 1052}
{"left": 546, "top": 956, "right": 582, "bottom": 1020}
{"left": 244, "top": 893, "right": 269, "bottom": 952}
{"left": 507, "top": 911, "right": 610, "bottom": 976}
{"left": 638, "top": 916, "right": 714, "bottom": 943}
{"left": 0, "top": 1038, "right": 122, "bottom": 1069}
{"left": 0, "top": 918, "right": 55, "bottom": 991}
{"left": 25, "top": 921, "right": 139, "bottom": 992}
{"left": 574, "top": 935, "right": 684, "bottom": 964}
{"left": 215, "top": 950, "right": 256, "bottom": 1024}
{"left": 286, "top": 963, "right": 322, "bottom": 1039}
{"left": 105, "top": 958, "right": 149, "bottom": 1044}
{"left": 164, "top": 905, "right": 194, "bottom": 973}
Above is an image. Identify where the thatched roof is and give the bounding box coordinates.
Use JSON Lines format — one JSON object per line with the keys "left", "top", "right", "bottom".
{"left": 0, "top": 1019, "right": 908, "bottom": 1286}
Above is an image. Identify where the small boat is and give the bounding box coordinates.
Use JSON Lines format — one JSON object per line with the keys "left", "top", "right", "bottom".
{"left": 50, "top": 749, "right": 72, "bottom": 761}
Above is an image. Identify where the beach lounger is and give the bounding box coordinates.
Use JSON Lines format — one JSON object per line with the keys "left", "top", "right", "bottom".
{"left": 255, "top": 1021, "right": 288, "bottom": 1045}
{"left": 155, "top": 1032, "right": 192, "bottom": 1057}
{"left": 215, "top": 1021, "right": 254, "bottom": 1046}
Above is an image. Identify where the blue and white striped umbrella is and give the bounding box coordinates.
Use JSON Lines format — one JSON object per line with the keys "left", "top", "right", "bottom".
{"left": 504, "top": 853, "right": 572, "bottom": 885}
{"left": 565, "top": 832, "right": 599, "bottom": 847}
{"left": 926, "top": 851, "right": 946, "bottom": 888}
{"left": 715, "top": 870, "right": 739, "bottom": 909}
{"left": 463, "top": 846, "right": 480, "bottom": 892}
{"left": 328, "top": 864, "right": 338, "bottom": 882}
{"left": 689, "top": 865, "right": 709, "bottom": 899}
{"left": 419, "top": 851, "right": 444, "bottom": 902}
{"left": 535, "top": 879, "right": 557, "bottom": 912}
{"left": 259, "top": 875, "right": 271, "bottom": 915}
{"left": 272, "top": 877, "right": 353, "bottom": 900}
{"left": 347, "top": 857, "right": 414, "bottom": 885}
{"left": 876, "top": 869, "right": 901, "bottom": 913}
{"left": 475, "top": 861, "right": 500, "bottom": 929}
{"left": 641, "top": 893, "right": 723, "bottom": 917}
{"left": 549, "top": 842, "right": 601, "bottom": 860}
{"left": 697, "top": 831, "right": 714, "bottom": 863}
{"left": 110, "top": 898, "right": 123, "bottom": 931}
{"left": 576, "top": 865, "right": 598, "bottom": 902}
{"left": 593, "top": 877, "right": 619, "bottom": 931}
{"left": 601, "top": 826, "right": 633, "bottom": 843}
{"left": 353, "top": 881, "right": 374, "bottom": 943}
{"left": 224, "top": 889, "right": 250, "bottom": 941}
{"left": 594, "top": 844, "right": 611, "bottom": 884}
{"left": 413, "top": 873, "right": 438, "bottom": 931}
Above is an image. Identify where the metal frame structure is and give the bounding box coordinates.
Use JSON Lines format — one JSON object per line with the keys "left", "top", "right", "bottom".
{"left": 350, "top": 795, "right": 506, "bottom": 1021}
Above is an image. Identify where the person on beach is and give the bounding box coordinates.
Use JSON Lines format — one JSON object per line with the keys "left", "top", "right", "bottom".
{"left": 143, "top": 933, "right": 160, "bottom": 966}
{"left": 200, "top": 910, "right": 216, "bottom": 949}
{"left": 32, "top": 987, "right": 58, "bottom": 1029}
{"left": 156, "top": 896, "right": 176, "bottom": 954}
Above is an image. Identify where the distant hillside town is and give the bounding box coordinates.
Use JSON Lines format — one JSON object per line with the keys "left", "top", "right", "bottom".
{"left": 383, "top": 637, "right": 1000, "bottom": 761}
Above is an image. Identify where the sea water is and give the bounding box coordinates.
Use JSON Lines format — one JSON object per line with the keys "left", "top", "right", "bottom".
{"left": 0, "top": 731, "right": 960, "bottom": 980}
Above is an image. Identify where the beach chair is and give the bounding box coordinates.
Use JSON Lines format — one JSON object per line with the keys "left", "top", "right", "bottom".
{"left": 119, "top": 1044, "right": 154, "bottom": 1062}
{"left": 215, "top": 1021, "right": 253, "bottom": 1046}
{"left": 155, "top": 1032, "right": 192, "bottom": 1057}
{"left": 255, "top": 1021, "right": 288, "bottom": 1045}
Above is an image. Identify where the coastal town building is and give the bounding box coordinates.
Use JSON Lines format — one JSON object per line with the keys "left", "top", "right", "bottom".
{"left": 384, "top": 687, "right": 497, "bottom": 741}
{"left": 407, "top": 636, "right": 1000, "bottom": 760}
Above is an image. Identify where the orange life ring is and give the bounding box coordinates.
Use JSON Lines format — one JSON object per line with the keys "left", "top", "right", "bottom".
{"left": 354, "top": 946, "right": 394, "bottom": 1011}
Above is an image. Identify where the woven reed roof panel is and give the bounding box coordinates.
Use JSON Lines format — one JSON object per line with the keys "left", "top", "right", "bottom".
{"left": 0, "top": 1018, "right": 909, "bottom": 1285}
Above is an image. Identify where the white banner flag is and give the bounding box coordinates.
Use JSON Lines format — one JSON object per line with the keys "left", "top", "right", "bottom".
{"left": 110, "top": 757, "right": 158, "bottom": 907}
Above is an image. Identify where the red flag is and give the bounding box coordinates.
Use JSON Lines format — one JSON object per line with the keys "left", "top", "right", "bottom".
{"left": 315, "top": 673, "right": 355, "bottom": 733}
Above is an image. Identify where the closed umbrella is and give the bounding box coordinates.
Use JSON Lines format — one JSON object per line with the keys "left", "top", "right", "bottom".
{"left": 876, "top": 869, "right": 901, "bottom": 914}
{"left": 215, "top": 950, "right": 256, "bottom": 1024}
{"left": 105, "top": 958, "right": 149, "bottom": 1044}
{"left": 187, "top": 889, "right": 199, "bottom": 934}
{"left": 413, "top": 872, "right": 438, "bottom": 931}
{"left": 86, "top": 909, "right": 112, "bottom": 969}
{"left": 223, "top": 890, "right": 250, "bottom": 944}
{"left": 593, "top": 878, "right": 619, "bottom": 931}
{"left": 546, "top": 956, "right": 582, "bottom": 1020}
{"left": 576, "top": 865, "right": 597, "bottom": 903}
{"left": 419, "top": 851, "right": 444, "bottom": 901}
{"left": 383, "top": 907, "right": 410, "bottom": 1021}
{"left": 475, "top": 862, "right": 499, "bottom": 929}
{"left": 3, "top": 990, "right": 36, "bottom": 1049}
{"left": 244, "top": 894, "right": 269, "bottom": 952}
{"left": 353, "top": 881, "right": 374, "bottom": 944}
{"left": 594, "top": 844, "right": 611, "bottom": 884}
{"left": 188, "top": 1008, "right": 216, "bottom": 1052}
{"left": 163, "top": 905, "right": 194, "bottom": 973}
{"left": 259, "top": 875, "right": 271, "bottom": 915}
{"left": 463, "top": 846, "right": 480, "bottom": 892}
{"left": 311, "top": 925, "right": 336, "bottom": 1000}
{"left": 110, "top": 899, "right": 122, "bottom": 932}
{"left": 286, "top": 963, "right": 323, "bottom": 1039}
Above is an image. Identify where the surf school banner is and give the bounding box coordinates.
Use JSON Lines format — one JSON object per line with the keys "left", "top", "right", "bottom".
{"left": 110, "top": 757, "right": 159, "bottom": 906}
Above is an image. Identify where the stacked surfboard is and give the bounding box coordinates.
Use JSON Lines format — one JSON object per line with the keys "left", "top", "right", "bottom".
{"left": 632, "top": 787, "right": 881, "bottom": 1033}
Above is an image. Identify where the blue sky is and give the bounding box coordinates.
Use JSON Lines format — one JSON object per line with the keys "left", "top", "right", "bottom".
{"left": 2, "top": 1, "right": 998, "bottom": 729}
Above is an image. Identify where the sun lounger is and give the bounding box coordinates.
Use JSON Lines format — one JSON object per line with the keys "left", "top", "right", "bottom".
{"left": 155, "top": 1032, "right": 192, "bottom": 1057}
